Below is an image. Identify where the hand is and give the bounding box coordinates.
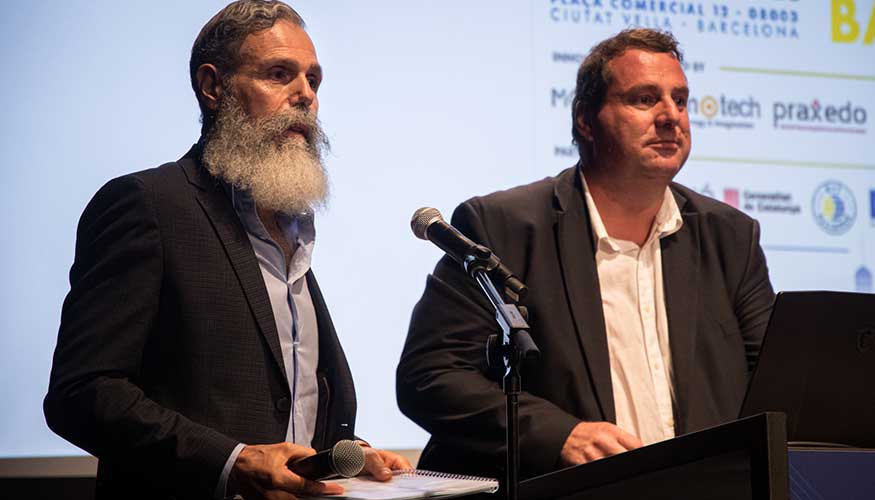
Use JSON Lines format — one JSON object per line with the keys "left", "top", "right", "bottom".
{"left": 558, "top": 421, "right": 643, "bottom": 467}
{"left": 231, "top": 442, "right": 344, "bottom": 500}
{"left": 360, "top": 447, "right": 413, "bottom": 481}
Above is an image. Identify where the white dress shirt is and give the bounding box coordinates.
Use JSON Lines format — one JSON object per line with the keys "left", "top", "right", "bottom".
{"left": 215, "top": 186, "right": 320, "bottom": 499}
{"left": 581, "top": 174, "right": 683, "bottom": 445}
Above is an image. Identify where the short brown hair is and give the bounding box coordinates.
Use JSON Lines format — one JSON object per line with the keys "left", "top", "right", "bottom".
{"left": 571, "top": 29, "right": 683, "bottom": 156}
{"left": 190, "top": 0, "right": 305, "bottom": 133}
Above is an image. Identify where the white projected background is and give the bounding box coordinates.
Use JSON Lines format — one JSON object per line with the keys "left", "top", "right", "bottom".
{"left": 1, "top": 0, "right": 873, "bottom": 458}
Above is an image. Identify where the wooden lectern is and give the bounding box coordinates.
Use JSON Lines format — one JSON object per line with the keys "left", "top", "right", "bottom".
{"left": 520, "top": 412, "right": 875, "bottom": 500}
{"left": 521, "top": 412, "right": 787, "bottom": 500}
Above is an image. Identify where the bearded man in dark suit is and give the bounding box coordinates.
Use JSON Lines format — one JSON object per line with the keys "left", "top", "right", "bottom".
{"left": 45, "top": 2, "right": 409, "bottom": 499}
{"left": 397, "top": 28, "right": 775, "bottom": 481}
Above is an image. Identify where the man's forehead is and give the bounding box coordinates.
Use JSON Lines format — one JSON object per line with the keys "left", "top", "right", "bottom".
{"left": 607, "top": 49, "right": 686, "bottom": 90}
{"left": 238, "top": 19, "right": 318, "bottom": 64}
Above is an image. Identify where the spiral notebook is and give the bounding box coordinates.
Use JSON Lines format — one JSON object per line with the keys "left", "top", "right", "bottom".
{"left": 302, "top": 468, "right": 499, "bottom": 500}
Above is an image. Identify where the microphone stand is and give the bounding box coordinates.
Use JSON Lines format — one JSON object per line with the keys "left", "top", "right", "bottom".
{"left": 463, "top": 246, "right": 540, "bottom": 500}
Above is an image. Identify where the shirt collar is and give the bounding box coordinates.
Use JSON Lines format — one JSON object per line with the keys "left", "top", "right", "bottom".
{"left": 223, "top": 181, "right": 316, "bottom": 280}
{"left": 581, "top": 172, "right": 683, "bottom": 253}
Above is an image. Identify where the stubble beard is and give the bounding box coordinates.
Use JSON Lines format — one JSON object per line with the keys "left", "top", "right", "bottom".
{"left": 202, "top": 91, "right": 331, "bottom": 215}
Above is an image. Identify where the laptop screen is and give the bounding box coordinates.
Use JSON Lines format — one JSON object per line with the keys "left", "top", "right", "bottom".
{"left": 739, "top": 291, "right": 875, "bottom": 448}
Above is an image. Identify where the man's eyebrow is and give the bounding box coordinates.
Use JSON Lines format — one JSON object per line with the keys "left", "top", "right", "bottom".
{"left": 620, "top": 83, "right": 660, "bottom": 95}
{"left": 261, "top": 58, "right": 323, "bottom": 76}
{"left": 621, "top": 83, "right": 689, "bottom": 94}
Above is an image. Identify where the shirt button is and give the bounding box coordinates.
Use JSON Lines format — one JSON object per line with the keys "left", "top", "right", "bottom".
{"left": 276, "top": 397, "right": 291, "bottom": 412}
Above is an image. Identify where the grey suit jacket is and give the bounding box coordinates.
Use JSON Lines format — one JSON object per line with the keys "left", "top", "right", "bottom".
{"left": 45, "top": 146, "right": 357, "bottom": 499}
{"left": 396, "top": 165, "right": 775, "bottom": 480}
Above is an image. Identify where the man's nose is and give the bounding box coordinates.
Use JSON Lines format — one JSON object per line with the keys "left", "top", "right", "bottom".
{"left": 655, "top": 97, "right": 681, "bottom": 128}
{"left": 288, "top": 74, "right": 316, "bottom": 110}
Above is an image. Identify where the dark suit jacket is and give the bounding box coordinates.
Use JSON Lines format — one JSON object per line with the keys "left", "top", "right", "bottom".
{"left": 396, "top": 166, "right": 775, "bottom": 480}
{"left": 44, "top": 147, "right": 357, "bottom": 499}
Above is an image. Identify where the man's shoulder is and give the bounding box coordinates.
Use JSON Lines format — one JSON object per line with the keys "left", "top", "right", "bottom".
{"left": 459, "top": 167, "right": 575, "bottom": 225}
{"left": 82, "top": 151, "right": 209, "bottom": 222}
{"left": 120, "top": 149, "right": 201, "bottom": 188}
{"left": 97, "top": 149, "right": 205, "bottom": 199}
{"left": 117, "top": 161, "right": 185, "bottom": 187}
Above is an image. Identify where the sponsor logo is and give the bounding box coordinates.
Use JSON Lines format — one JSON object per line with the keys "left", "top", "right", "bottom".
{"left": 870, "top": 189, "right": 875, "bottom": 225}
{"left": 812, "top": 181, "right": 857, "bottom": 235}
{"left": 773, "top": 99, "right": 868, "bottom": 134}
{"left": 699, "top": 183, "right": 715, "bottom": 198}
{"left": 552, "top": 51, "right": 585, "bottom": 64}
{"left": 739, "top": 190, "right": 801, "bottom": 214}
{"left": 554, "top": 145, "right": 577, "bottom": 157}
{"left": 856, "top": 266, "right": 873, "bottom": 293}
{"left": 699, "top": 96, "right": 719, "bottom": 119}
{"left": 551, "top": 88, "right": 574, "bottom": 108}
{"left": 832, "top": 0, "right": 875, "bottom": 45}
{"left": 723, "top": 188, "right": 739, "bottom": 208}
{"left": 688, "top": 94, "right": 761, "bottom": 130}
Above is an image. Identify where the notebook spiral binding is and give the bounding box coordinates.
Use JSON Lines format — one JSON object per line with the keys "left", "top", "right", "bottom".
{"left": 395, "top": 468, "right": 496, "bottom": 483}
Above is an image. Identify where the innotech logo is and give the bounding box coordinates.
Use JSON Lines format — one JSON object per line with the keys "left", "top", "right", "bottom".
{"left": 812, "top": 180, "right": 857, "bottom": 235}
{"left": 773, "top": 99, "right": 868, "bottom": 134}
{"left": 688, "top": 94, "right": 761, "bottom": 129}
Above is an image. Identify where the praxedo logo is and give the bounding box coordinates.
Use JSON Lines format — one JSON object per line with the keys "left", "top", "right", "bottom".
{"left": 773, "top": 99, "right": 868, "bottom": 133}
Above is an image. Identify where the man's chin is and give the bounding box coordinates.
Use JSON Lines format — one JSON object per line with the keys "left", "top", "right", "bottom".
{"left": 641, "top": 160, "right": 683, "bottom": 180}
{"left": 647, "top": 151, "right": 687, "bottom": 171}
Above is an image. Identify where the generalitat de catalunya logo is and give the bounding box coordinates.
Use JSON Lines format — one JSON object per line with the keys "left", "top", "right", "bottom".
{"left": 812, "top": 180, "right": 857, "bottom": 235}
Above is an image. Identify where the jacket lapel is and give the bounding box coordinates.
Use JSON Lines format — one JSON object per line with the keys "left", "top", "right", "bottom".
{"left": 306, "top": 271, "right": 356, "bottom": 448}
{"left": 553, "top": 166, "right": 615, "bottom": 423}
{"left": 661, "top": 187, "right": 700, "bottom": 433}
{"left": 179, "top": 147, "right": 288, "bottom": 379}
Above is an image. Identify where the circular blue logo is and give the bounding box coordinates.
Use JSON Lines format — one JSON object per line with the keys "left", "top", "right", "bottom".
{"left": 812, "top": 181, "right": 856, "bottom": 235}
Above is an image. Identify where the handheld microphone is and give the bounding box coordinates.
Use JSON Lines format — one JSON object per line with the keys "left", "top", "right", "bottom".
{"left": 411, "top": 207, "right": 527, "bottom": 301}
{"left": 287, "top": 439, "right": 365, "bottom": 480}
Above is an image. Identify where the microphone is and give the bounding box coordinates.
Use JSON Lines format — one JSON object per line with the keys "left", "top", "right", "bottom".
{"left": 411, "top": 207, "right": 527, "bottom": 301}
{"left": 287, "top": 439, "right": 365, "bottom": 480}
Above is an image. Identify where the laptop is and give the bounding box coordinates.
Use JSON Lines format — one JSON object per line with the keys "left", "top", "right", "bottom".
{"left": 739, "top": 291, "right": 875, "bottom": 448}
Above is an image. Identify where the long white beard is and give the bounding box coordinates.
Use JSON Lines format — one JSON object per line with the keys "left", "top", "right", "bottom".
{"left": 202, "top": 93, "right": 331, "bottom": 215}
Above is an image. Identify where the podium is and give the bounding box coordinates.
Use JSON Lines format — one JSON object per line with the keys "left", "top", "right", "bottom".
{"left": 520, "top": 413, "right": 874, "bottom": 500}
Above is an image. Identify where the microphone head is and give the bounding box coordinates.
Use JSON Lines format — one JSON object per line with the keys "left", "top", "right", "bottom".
{"left": 411, "top": 207, "right": 443, "bottom": 241}
{"left": 331, "top": 439, "right": 366, "bottom": 478}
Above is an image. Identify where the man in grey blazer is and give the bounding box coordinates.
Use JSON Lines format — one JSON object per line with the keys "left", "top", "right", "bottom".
{"left": 397, "top": 29, "right": 775, "bottom": 481}
{"left": 45, "top": 2, "right": 408, "bottom": 499}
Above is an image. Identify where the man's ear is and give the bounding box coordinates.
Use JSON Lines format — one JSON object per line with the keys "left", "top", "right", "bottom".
{"left": 195, "top": 63, "right": 224, "bottom": 111}
{"left": 576, "top": 113, "right": 594, "bottom": 142}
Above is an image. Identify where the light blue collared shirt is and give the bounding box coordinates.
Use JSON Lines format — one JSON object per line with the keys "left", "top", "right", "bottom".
{"left": 214, "top": 186, "right": 320, "bottom": 499}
